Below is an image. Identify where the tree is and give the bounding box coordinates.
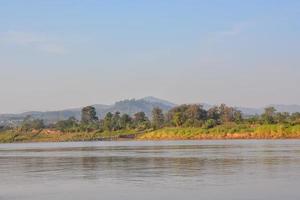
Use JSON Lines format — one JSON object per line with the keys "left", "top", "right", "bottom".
{"left": 290, "top": 112, "right": 300, "bottom": 124}
{"left": 111, "top": 112, "right": 121, "bottom": 131}
{"left": 120, "top": 114, "right": 132, "bottom": 129}
{"left": 275, "top": 112, "right": 290, "bottom": 124}
{"left": 133, "top": 112, "right": 150, "bottom": 130}
{"left": 218, "top": 104, "right": 228, "bottom": 122}
{"left": 203, "top": 119, "right": 217, "bottom": 129}
{"left": 167, "top": 104, "right": 208, "bottom": 127}
{"left": 133, "top": 112, "right": 147, "bottom": 123}
{"left": 207, "top": 106, "right": 220, "bottom": 122}
{"left": 20, "top": 115, "right": 45, "bottom": 131}
{"left": 261, "top": 107, "right": 276, "bottom": 124}
{"left": 247, "top": 115, "right": 260, "bottom": 124}
{"left": 185, "top": 104, "right": 207, "bottom": 127}
{"left": 219, "top": 104, "right": 242, "bottom": 123}
{"left": 151, "top": 107, "right": 165, "bottom": 129}
{"left": 103, "top": 112, "right": 113, "bottom": 131}
{"left": 30, "top": 119, "right": 45, "bottom": 130}
{"left": 167, "top": 105, "right": 189, "bottom": 127}
{"left": 233, "top": 110, "right": 243, "bottom": 123}
{"left": 172, "top": 112, "right": 185, "bottom": 127}
{"left": 54, "top": 117, "right": 78, "bottom": 132}
{"left": 81, "top": 106, "right": 98, "bottom": 124}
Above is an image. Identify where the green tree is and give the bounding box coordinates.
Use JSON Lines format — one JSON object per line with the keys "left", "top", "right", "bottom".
{"left": 203, "top": 119, "right": 217, "bottom": 129}
{"left": 133, "top": 112, "right": 150, "bottom": 130}
{"left": 261, "top": 107, "right": 276, "bottom": 124}
{"left": 290, "top": 112, "right": 300, "bottom": 124}
{"left": 247, "top": 115, "right": 260, "bottom": 124}
{"left": 81, "top": 106, "right": 98, "bottom": 124}
{"left": 54, "top": 117, "right": 78, "bottom": 132}
{"left": 167, "top": 105, "right": 188, "bottom": 127}
{"left": 120, "top": 114, "right": 132, "bottom": 129}
{"left": 218, "top": 104, "right": 242, "bottom": 123}
{"left": 233, "top": 110, "right": 243, "bottom": 123}
{"left": 103, "top": 112, "right": 113, "bottom": 131}
{"left": 173, "top": 112, "right": 185, "bottom": 127}
{"left": 207, "top": 106, "right": 220, "bottom": 122}
{"left": 111, "top": 112, "right": 121, "bottom": 131}
{"left": 31, "top": 119, "right": 45, "bottom": 130}
{"left": 275, "top": 112, "right": 290, "bottom": 124}
{"left": 151, "top": 107, "right": 165, "bottom": 129}
{"left": 20, "top": 115, "right": 45, "bottom": 131}
{"left": 185, "top": 104, "right": 207, "bottom": 127}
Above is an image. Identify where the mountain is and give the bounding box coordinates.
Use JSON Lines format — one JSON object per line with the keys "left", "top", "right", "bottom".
{"left": 230, "top": 107, "right": 262, "bottom": 116}
{"left": 1, "top": 97, "right": 300, "bottom": 126}
{"left": 0, "top": 97, "right": 175, "bottom": 126}
{"left": 268, "top": 104, "right": 300, "bottom": 113}
{"left": 96, "top": 98, "right": 175, "bottom": 119}
{"left": 141, "top": 96, "right": 176, "bottom": 107}
{"left": 236, "top": 105, "right": 300, "bottom": 116}
{"left": 201, "top": 104, "right": 300, "bottom": 116}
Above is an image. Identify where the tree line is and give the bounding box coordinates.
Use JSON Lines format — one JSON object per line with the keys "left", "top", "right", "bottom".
{"left": 14, "top": 104, "right": 300, "bottom": 133}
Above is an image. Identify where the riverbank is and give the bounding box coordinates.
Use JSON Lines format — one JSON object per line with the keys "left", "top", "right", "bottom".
{"left": 0, "top": 129, "right": 139, "bottom": 143}
{"left": 1, "top": 124, "right": 300, "bottom": 143}
{"left": 138, "top": 126, "right": 300, "bottom": 140}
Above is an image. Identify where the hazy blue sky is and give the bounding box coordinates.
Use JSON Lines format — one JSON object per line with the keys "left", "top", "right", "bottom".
{"left": 0, "top": 0, "right": 299, "bottom": 113}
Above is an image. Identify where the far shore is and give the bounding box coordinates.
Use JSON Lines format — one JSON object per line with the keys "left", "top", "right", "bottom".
{"left": 1, "top": 125, "right": 300, "bottom": 143}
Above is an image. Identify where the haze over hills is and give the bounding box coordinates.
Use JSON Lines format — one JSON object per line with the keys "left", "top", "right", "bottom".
{"left": 0, "top": 96, "right": 300, "bottom": 126}
{"left": 0, "top": 97, "right": 175, "bottom": 125}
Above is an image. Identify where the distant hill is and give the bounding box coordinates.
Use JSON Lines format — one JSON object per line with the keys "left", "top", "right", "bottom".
{"left": 268, "top": 104, "right": 300, "bottom": 113}
{"left": 91, "top": 97, "right": 175, "bottom": 120}
{"left": 0, "top": 97, "right": 299, "bottom": 126}
{"left": 141, "top": 96, "right": 176, "bottom": 107}
{"left": 236, "top": 105, "right": 300, "bottom": 116}
{"left": 0, "top": 97, "right": 175, "bottom": 126}
{"left": 201, "top": 104, "right": 300, "bottom": 116}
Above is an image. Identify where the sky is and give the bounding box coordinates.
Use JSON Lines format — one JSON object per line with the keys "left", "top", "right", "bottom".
{"left": 0, "top": 0, "right": 299, "bottom": 113}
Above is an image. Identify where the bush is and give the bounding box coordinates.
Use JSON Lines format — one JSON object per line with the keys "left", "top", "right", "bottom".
{"left": 203, "top": 119, "right": 217, "bottom": 129}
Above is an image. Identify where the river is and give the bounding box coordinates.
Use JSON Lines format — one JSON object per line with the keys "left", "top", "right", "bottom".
{"left": 0, "top": 140, "right": 300, "bottom": 200}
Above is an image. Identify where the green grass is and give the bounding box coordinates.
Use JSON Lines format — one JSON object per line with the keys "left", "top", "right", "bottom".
{"left": 1, "top": 124, "right": 300, "bottom": 143}
{"left": 138, "top": 124, "right": 300, "bottom": 140}
{"left": 0, "top": 129, "right": 140, "bottom": 143}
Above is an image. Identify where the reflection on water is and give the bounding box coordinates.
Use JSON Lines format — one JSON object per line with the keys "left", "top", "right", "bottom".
{"left": 0, "top": 140, "right": 300, "bottom": 200}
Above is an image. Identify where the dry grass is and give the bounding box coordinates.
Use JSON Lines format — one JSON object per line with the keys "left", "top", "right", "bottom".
{"left": 1, "top": 124, "right": 300, "bottom": 143}
{"left": 138, "top": 125, "right": 300, "bottom": 140}
{"left": 0, "top": 129, "right": 138, "bottom": 143}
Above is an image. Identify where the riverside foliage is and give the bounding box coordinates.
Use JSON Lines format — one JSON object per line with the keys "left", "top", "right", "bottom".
{"left": 1, "top": 104, "right": 300, "bottom": 142}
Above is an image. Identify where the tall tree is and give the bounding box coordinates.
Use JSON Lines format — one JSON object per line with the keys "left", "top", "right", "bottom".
{"left": 290, "top": 112, "right": 300, "bottom": 123}
{"left": 167, "top": 105, "right": 189, "bottom": 127}
{"left": 262, "top": 107, "right": 276, "bottom": 124}
{"left": 151, "top": 107, "right": 165, "bottom": 129}
{"left": 133, "top": 112, "right": 148, "bottom": 123}
{"left": 207, "top": 106, "right": 220, "bottom": 122}
{"left": 54, "top": 117, "right": 78, "bottom": 132}
{"left": 218, "top": 104, "right": 242, "bottom": 123}
{"left": 111, "top": 112, "right": 121, "bottom": 131}
{"left": 20, "top": 115, "right": 45, "bottom": 131}
{"left": 120, "top": 114, "right": 132, "bottom": 129}
{"left": 133, "top": 112, "right": 150, "bottom": 130}
{"left": 81, "top": 106, "right": 98, "bottom": 124}
{"left": 103, "top": 112, "right": 113, "bottom": 131}
{"left": 185, "top": 104, "right": 207, "bottom": 127}
{"left": 173, "top": 112, "right": 185, "bottom": 127}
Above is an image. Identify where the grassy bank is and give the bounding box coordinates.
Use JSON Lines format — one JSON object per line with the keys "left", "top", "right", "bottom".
{"left": 137, "top": 124, "right": 300, "bottom": 140}
{"left": 1, "top": 124, "right": 300, "bottom": 143}
{"left": 0, "top": 129, "right": 138, "bottom": 143}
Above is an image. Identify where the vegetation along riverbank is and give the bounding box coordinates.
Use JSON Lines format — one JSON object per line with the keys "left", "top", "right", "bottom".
{"left": 1, "top": 104, "right": 300, "bottom": 143}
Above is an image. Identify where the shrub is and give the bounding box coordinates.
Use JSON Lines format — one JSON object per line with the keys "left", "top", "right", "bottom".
{"left": 203, "top": 119, "right": 217, "bottom": 129}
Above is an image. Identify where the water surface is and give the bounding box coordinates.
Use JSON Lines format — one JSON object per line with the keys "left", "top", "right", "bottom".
{"left": 1, "top": 140, "right": 300, "bottom": 200}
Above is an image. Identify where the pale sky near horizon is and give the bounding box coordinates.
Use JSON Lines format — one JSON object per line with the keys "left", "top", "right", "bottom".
{"left": 0, "top": 0, "right": 299, "bottom": 113}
